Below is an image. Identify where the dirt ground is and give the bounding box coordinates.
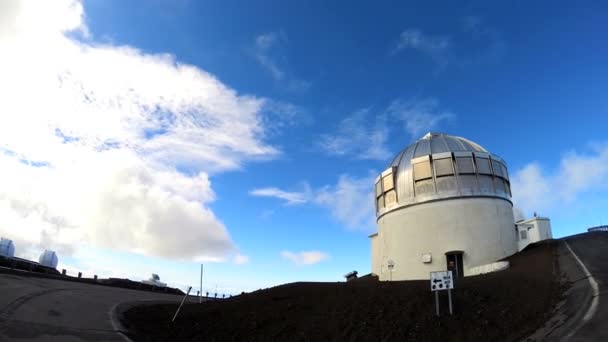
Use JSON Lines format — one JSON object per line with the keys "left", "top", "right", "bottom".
{"left": 122, "top": 241, "right": 565, "bottom": 342}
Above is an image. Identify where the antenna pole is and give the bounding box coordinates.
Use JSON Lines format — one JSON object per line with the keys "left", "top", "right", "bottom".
{"left": 199, "top": 264, "right": 203, "bottom": 304}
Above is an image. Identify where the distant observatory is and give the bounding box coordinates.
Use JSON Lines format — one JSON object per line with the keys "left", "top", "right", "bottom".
{"left": 0, "top": 238, "right": 15, "bottom": 258}
{"left": 370, "top": 132, "right": 552, "bottom": 280}
{"left": 39, "top": 250, "right": 59, "bottom": 269}
{"left": 142, "top": 274, "right": 167, "bottom": 287}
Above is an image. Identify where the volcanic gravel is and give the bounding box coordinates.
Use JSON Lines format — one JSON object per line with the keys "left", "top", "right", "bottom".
{"left": 122, "top": 241, "right": 565, "bottom": 342}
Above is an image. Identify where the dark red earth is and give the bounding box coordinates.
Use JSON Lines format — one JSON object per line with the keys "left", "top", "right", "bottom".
{"left": 122, "top": 241, "right": 565, "bottom": 342}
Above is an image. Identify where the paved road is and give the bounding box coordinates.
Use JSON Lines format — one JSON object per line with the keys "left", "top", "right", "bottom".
{"left": 0, "top": 273, "right": 186, "bottom": 341}
{"left": 562, "top": 232, "right": 608, "bottom": 342}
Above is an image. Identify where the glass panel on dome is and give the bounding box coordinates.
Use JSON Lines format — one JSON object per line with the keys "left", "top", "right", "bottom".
{"left": 501, "top": 164, "right": 509, "bottom": 179}
{"left": 414, "top": 161, "right": 432, "bottom": 180}
{"left": 436, "top": 176, "right": 457, "bottom": 192}
{"left": 415, "top": 178, "right": 435, "bottom": 195}
{"left": 377, "top": 195, "right": 385, "bottom": 210}
{"left": 385, "top": 189, "right": 397, "bottom": 206}
{"left": 491, "top": 160, "right": 503, "bottom": 178}
{"left": 434, "top": 158, "right": 454, "bottom": 177}
{"left": 476, "top": 157, "right": 492, "bottom": 175}
{"left": 382, "top": 174, "right": 394, "bottom": 191}
{"left": 456, "top": 157, "right": 475, "bottom": 174}
{"left": 478, "top": 175, "right": 493, "bottom": 193}
{"left": 504, "top": 179, "right": 512, "bottom": 196}
{"left": 375, "top": 180, "right": 382, "bottom": 198}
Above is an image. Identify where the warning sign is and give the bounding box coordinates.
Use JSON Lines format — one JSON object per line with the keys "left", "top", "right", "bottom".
{"left": 430, "top": 271, "right": 454, "bottom": 291}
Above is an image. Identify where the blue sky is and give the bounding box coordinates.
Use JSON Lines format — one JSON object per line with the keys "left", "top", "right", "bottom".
{"left": 1, "top": 0, "right": 607, "bottom": 294}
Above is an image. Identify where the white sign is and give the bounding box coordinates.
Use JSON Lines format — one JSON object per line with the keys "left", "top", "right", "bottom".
{"left": 430, "top": 271, "right": 454, "bottom": 291}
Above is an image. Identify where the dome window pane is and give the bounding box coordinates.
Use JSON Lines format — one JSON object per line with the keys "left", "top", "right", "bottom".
{"left": 501, "top": 164, "right": 509, "bottom": 180}
{"left": 434, "top": 158, "right": 454, "bottom": 177}
{"left": 375, "top": 180, "right": 383, "bottom": 198}
{"left": 385, "top": 189, "right": 397, "bottom": 206}
{"left": 413, "top": 161, "right": 432, "bottom": 181}
{"left": 456, "top": 157, "right": 475, "bottom": 174}
{"left": 382, "top": 174, "right": 394, "bottom": 191}
{"left": 491, "top": 160, "right": 503, "bottom": 178}
{"left": 377, "top": 195, "right": 385, "bottom": 211}
{"left": 476, "top": 157, "right": 492, "bottom": 175}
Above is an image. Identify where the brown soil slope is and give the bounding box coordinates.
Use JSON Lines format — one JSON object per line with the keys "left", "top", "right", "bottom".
{"left": 122, "top": 241, "right": 564, "bottom": 342}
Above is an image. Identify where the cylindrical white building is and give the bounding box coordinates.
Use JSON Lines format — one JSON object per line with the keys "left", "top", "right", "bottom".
{"left": 370, "top": 132, "right": 518, "bottom": 280}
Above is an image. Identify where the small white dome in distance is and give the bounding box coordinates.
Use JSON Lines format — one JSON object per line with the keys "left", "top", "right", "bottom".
{"left": 0, "top": 238, "right": 15, "bottom": 258}
{"left": 39, "top": 250, "right": 59, "bottom": 268}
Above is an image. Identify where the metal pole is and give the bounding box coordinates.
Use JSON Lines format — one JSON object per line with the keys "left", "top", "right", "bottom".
{"left": 172, "top": 286, "right": 192, "bottom": 322}
{"left": 199, "top": 264, "right": 203, "bottom": 304}
{"left": 448, "top": 289, "right": 453, "bottom": 315}
{"left": 435, "top": 291, "right": 440, "bottom": 317}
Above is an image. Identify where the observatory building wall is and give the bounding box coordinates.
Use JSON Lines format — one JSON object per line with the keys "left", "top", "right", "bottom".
{"left": 373, "top": 197, "right": 517, "bottom": 280}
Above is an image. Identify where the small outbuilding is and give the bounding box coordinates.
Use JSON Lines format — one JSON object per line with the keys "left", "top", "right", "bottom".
{"left": 343, "top": 270, "right": 358, "bottom": 282}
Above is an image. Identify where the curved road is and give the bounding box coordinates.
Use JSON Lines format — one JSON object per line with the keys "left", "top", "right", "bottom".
{"left": 0, "top": 273, "right": 185, "bottom": 341}
{"left": 562, "top": 233, "right": 608, "bottom": 342}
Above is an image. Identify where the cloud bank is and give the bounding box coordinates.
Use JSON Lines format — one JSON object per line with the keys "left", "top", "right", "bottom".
{"left": 0, "top": 0, "right": 289, "bottom": 262}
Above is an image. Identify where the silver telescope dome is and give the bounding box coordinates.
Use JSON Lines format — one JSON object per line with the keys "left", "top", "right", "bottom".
{"left": 0, "top": 238, "right": 15, "bottom": 258}
{"left": 39, "top": 250, "right": 59, "bottom": 268}
{"left": 374, "top": 132, "right": 512, "bottom": 218}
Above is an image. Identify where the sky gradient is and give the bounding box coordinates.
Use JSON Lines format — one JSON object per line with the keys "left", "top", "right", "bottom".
{"left": 1, "top": 0, "right": 607, "bottom": 294}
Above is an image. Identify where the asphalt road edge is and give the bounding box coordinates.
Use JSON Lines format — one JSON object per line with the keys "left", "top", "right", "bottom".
{"left": 523, "top": 241, "right": 592, "bottom": 341}
{"left": 110, "top": 299, "right": 183, "bottom": 342}
{"left": 562, "top": 241, "right": 600, "bottom": 340}
{"left": 110, "top": 302, "right": 136, "bottom": 342}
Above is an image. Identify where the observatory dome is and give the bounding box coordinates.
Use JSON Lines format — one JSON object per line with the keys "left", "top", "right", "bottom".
{"left": 370, "top": 132, "right": 518, "bottom": 281}
{"left": 39, "top": 250, "right": 58, "bottom": 268}
{"left": 0, "top": 238, "right": 15, "bottom": 258}
{"left": 374, "top": 132, "right": 511, "bottom": 218}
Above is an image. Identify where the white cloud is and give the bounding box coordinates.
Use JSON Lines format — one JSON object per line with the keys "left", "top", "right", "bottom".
{"left": 233, "top": 254, "right": 250, "bottom": 265}
{"left": 314, "top": 173, "right": 376, "bottom": 230}
{"left": 0, "top": 0, "right": 290, "bottom": 262}
{"left": 249, "top": 187, "right": 310, "bottom": 205}
{"left": 250, "top": 173, "right": 376, "bottom": 231}
{"left": 251, "top": 31, "right": 309, "bottom": 92}
{"left": 392, "top": 29, "right": 450, "bottom": 61}
{"left": 511, "top": 143, "right": 608, "bottom": 216}
{"left": 280, "top": 250, "right": 328, "bottom": 266}
{"left": 387, "top": 98, "right": 453, "bottom": 137}
{"left": 318, "top": 108, "right": 391, "bottom": 160}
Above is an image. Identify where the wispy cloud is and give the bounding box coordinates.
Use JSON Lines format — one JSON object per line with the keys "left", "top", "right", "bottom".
{"left": 253, "top": 32, "right": 287, "bottom": 80}
{"left": 249, "top": 187, "right": 310, "bottom": 205}
{"left": 511, "top": 143, "right": 608, "bottom": 216}
{"left": 387, "top": 98, "right": 454, "bottom": 137}
{"left": 280, "top": 250, "right": 329, "bottom": 266}
{"left": 251, "top": 31, "right": 310, "bottom": 92}
{"left": 318, "top": 98, "right": 453, "bottom": 159}
{"left": 392, "top": 21, "right": 506, "bottom": 68}
{"left": 233, "top": 254, "right": 250, "bottom": 265}
{"left": 0, "top": 0, "right": 293, "bottom": 263}
{"left": 250, "top": 173, "right": 376, "bottom": 230}
{"left": 318, "top": 108, "right": 391, "bottom": 160}
{"left": 392, "top": 29, "right": 450, "bottom": 63}
{"left": 313, "top": 173, "right": 376, "bottom": 230}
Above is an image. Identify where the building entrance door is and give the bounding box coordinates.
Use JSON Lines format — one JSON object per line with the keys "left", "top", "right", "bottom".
{"left": 445, "top": 251, "right": 464, "bottom": 278}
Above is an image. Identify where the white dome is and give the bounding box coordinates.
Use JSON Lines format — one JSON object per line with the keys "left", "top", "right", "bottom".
{"left": 39, "top": 250, "right": 58, "bottom": 268}
{"left": 375, "top": 132, "right": 511, "bottom": 218}
{"left": 0, "top": 238, "right": 15, "bottom": 258}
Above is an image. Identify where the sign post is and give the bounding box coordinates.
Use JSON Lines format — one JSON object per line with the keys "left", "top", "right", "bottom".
{"left": 430, "top": 270, "right": 454, "bottom": 316}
